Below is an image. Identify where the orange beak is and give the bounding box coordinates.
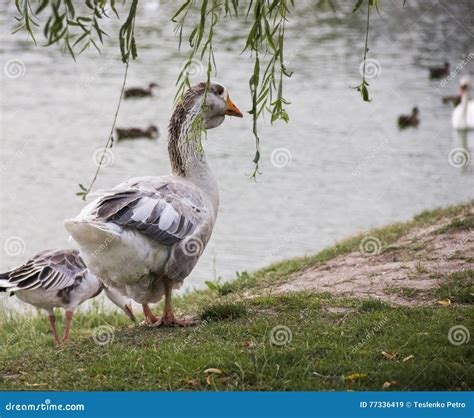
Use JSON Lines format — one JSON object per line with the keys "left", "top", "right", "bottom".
{"left": 225, "top": 95, "right": 243, "bottom": 118}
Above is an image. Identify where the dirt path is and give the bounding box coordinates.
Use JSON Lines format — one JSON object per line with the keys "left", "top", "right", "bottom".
{"left": 275, "top": 212, "right": 474, "bottom": 306}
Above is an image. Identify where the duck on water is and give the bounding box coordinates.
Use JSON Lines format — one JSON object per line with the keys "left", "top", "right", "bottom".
{"left": 123, "top": 83, "right": 158, "bottom": 99}
{"left": 116, "top": 125, "right": 159, "bottom": 141}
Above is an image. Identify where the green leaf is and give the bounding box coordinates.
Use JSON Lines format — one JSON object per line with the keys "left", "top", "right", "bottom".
{"left": 172, "top": 0, "right": 191, "bottom": 22}
{"left": 353, "top": 0, "right": 364, "bottom": 13}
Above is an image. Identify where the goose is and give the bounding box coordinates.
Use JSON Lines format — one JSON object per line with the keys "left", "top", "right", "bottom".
{"left": 116, "top": 125, "right": 159, "bottom": 141}
{"left": 65, "top": 82, "right": 243, "bottom": 327}
{"left": 398, "top": 107, "right": 419, "bottom": 128}
{"left": 452, "top": 77, "right": 474, "bottom": 130}
{"left": 429, "top": 62, "right": 449, "bottom": 79}
{"left": 0, "top": 249, "right": 136, "bottom": 344}
{"left": 124, "top": 83, "right": 158, "bottom": 99}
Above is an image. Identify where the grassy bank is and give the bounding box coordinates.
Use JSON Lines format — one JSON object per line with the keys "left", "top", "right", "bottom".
{"left": 0, "top": 202, "right": 472, "bottom": 391}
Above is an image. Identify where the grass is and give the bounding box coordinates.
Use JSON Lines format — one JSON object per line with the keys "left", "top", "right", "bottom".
{"left": 435, "top": 270, "right": 474, "bottom": 304}
{"left": 434, "top": 213, "right": 474, "bottom": 235}
{"left": 0, "top": 201, "right": 473, "bottom": 391}
{"left": 200, "top": 302, "right": 247, "bottom": 321}
{"left": 383, "top": 287, "right": 423, "bottom": 299}
{"left": 0, "top": 293, "right": 472, "bottom": 391}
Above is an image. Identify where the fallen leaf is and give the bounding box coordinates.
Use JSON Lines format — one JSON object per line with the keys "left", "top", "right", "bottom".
{"left": 242, "top": 341, "right": 255, "bottom": 349}
{"left": 344, "top": 373, "right": 368, "bottom": 382}
{"left": 402, "top": 355, "right": 415, "bottom": 362}
{"left": 204, "top": 368, "right": 222, "bottom": 375}
{"left": 383, "top": 380, "right": 399, "bottom": 389}
{"left": 437, "top": 299, "right": 451, "bottom": 306}
{"left": 184, "top": 378, "right": 199, "bottom": 387}
{"left": 381, "top": 351, "right": 397, "bottom": 360}
{"left": 25, "top": 383, "right": 47, "bottom": 387}
{"left": 206, "top": 375, "right": 214, "bottom": 385}
{"left": 2, "top": 374, "right": 20, "bottom": 380}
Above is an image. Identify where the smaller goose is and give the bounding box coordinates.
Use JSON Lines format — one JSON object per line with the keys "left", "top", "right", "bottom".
{"left": 398, "top": 107, "right": 419, "bottom": 128}
{"left": 0, "top": 249, "right": 136, "bottom": 344}
{"left": 442, "top": 95, "right": 461, "bottom": 107}
{"left": 116, "top": 125, "right": 159, "bottom": 141}
{"left": 429, "top": 62, "right": 449, "bottom": 79}
{"left": 124, "top": 83, "right": 158, "bottom": 99}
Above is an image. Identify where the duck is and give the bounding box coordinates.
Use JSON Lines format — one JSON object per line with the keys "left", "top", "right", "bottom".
{"left": 65, "top": 82, "right": 243, "bottom": 327}
{"left": 442, "top": 95, "right": 461, "bottom": 107}
{"left": 398, "top": 107, "right": 419, "bottom": 128}
{"left": 429, "top": 62, "right": 449, "bottom": 79}
{"left": 124, "top": 83, "right": 158, "bottom": 99}
{"left": 452, "top": 77, "right": 474, "bottom": 130}
{"left": 116, "top": 125, "right": 159, "bottom": 141}
{"left": 0, "top": 249, "right": 136, "bottom": 344}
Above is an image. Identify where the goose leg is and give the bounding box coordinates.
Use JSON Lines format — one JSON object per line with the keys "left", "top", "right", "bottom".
{"left": 142, "top": 304, "right": 159, "bottom": 325}
{"left": 62, "top": 311, "right": 74, "bottom": 342}
{"left": 47, "top": 313, "right": 60, "bottom": 345}
{"left": 159, "top": 276, "right": 196, "bottom": 327}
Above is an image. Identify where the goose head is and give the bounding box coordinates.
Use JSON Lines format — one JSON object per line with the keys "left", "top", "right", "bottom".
{"left": 460, "top": 77, "right": 471, "bottom": 96}
{"left": 173, "top": 82, "right": 243, "bottom": 131}
{"left": 103, "top": 286, "right": 136, "bottom": 322}
{"left": 412, "top": 106, "right": 419, "bottom": 116}
{"left": 168, "top": 82, "right": 243, "bottom": 178}
{"left": 146, "top": 125, "right": 159, "bottom": 138}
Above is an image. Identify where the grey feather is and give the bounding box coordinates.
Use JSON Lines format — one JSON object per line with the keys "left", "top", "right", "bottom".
{"left": 93, "top": 180, "right": 207, "bottom": 246}
{"left": 0, "top": 249, "right": 86, "bottom": 292}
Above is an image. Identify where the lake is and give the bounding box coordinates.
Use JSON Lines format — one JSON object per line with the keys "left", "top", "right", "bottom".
{"left": 1, "top": 0, "right": 473, "bottom": 314}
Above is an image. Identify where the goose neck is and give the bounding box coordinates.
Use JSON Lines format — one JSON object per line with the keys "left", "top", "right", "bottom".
{"left": 168, "top": 107, "right": 219, "bottom": 209}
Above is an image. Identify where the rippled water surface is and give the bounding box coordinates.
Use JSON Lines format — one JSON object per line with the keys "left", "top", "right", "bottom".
{"left": 1, "top": 0, "right": 473, "bottom": 313}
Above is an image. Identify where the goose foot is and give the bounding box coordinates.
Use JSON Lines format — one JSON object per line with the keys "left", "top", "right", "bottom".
{"left": 147, "top": 315, "right": 198, "bottom": 328}
{"left": 157, "top": 315, "right": 198, "bottom": 327}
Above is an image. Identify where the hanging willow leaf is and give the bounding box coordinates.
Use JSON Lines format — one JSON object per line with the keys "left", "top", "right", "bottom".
{"left": 11, "top": 0, "right": 393, "bottom": 189}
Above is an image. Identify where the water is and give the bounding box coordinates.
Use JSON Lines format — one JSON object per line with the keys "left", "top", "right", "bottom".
{"left": 1, "top": 0, "right": 473, "bottom": 313}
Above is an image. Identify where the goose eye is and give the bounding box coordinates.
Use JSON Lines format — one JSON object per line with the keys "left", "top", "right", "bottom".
{"left": 214, "top": 84, "right": 226, "bottom": 98}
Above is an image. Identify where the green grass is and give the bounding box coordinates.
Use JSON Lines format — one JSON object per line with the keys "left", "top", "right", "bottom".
{"left": 435, "top": 270, "right": 474, "bottom": 304}
{"left": 0, "top": 201, "right": 473, "bottom": 391}
{"left": 384, "top": 287, "right": 423, "bottom": 299}
{"left": 200, "top": 302, "right": 247, "bottom": 321}
{"left": 434, "top": 213, "right": 474, "bottom": 235}
{"left": 0, "top": 293, "right": 472, "bottom": 391}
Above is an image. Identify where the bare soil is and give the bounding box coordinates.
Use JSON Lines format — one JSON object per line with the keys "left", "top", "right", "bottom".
{"left": 275, "top": 215, "right": 474, "bottom": 306}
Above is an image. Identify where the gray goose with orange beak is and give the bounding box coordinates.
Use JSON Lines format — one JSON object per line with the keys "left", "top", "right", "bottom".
{"left": 65, "top": 82, "right": 243, "bottom": 326}
{"left": 0, "top": 249, "right": 136, "bottom": 344}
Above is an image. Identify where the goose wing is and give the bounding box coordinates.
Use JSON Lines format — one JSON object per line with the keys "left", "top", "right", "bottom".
{"left": 0, "top": 249, "right": 86, "bottom": 292}
{"left": 89, "top": 177, "right": 209, "bottom": 246}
